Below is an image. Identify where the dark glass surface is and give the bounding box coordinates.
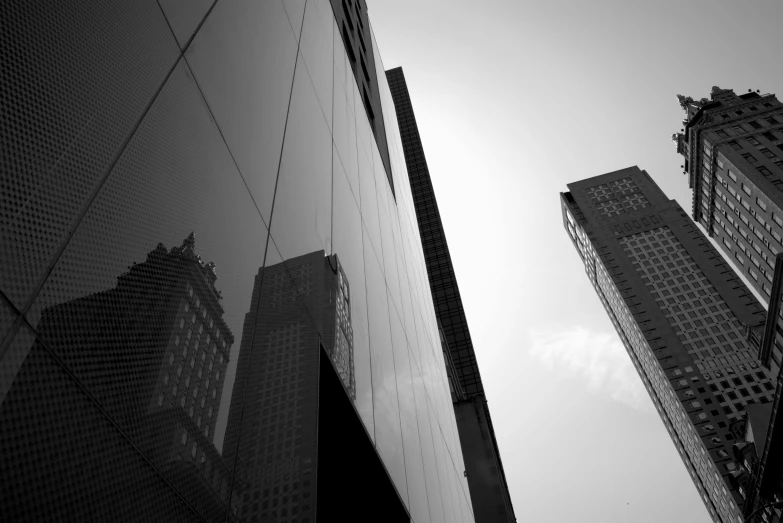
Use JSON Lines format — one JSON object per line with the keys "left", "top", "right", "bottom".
{"left": 1, "top": 2, "right": 474, "bottom": 521}
{"left": 15, "top": 58, "right": 267, "bottom": 520}
{"left": 158, "top": 0, "right": 215, "bottom": 49}
{"left": 0, "top": 0, "right": 179, "bottom": 310}
{"left": 269, "top": 54, "right": 333, "bottom": 264}
{"left": 186, "top": 0, "right": 298, "bottom": 226}
{"left": 0, "top": 323, "right": 205, "bottom": 522}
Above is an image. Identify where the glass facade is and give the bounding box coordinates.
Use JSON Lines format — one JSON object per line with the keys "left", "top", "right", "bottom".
{"left": 0, "top": 1, "right": 473, "bottom": 521}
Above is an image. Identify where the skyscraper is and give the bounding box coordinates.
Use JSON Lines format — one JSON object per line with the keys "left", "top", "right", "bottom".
{"left": 386, "top": 67, "right": 516, "bottom": 523}
{"left": 0, "top": 0, "right": 475, "bottom": 521}
{"left": 561, "top": 166, "right": 777, "bottom": 523}
{"left": 672, "top": 87, "right": 783, "bottom": 373}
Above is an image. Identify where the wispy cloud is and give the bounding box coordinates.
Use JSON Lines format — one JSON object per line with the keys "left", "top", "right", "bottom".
{"left": 529, "top": 327, "right": 652, "bottom": 412}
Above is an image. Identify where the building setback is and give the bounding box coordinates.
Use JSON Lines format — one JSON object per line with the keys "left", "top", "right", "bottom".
{"left": 561, "top": 166, "right": 777, "bottom": 523}
{"left": 386, "top": 66, "right": 516, "bottom": 523}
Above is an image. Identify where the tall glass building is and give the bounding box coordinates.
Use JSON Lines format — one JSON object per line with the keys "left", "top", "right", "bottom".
{"left": 0, "top": 1, "right": 474, "bottom": 521}
{"left": 561, "top": 166, "right": 777, "bottom": 523}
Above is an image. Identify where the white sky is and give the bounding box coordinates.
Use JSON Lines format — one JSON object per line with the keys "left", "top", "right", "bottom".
{"left": 369, "top": 1, "right": 783, "bottom": 521}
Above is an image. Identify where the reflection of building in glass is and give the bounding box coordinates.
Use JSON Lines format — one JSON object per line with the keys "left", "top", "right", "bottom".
{"left": 0, "top": 235, "right": 238, "bottom": 520}
{"left": 386, "top": 66, "right": 516, "bottom": 523}
{"left": 224, "top": 250, "right": 355, "bottom": 523}
{"left": 562, "top": 167, "right": 777, "bottom": 523}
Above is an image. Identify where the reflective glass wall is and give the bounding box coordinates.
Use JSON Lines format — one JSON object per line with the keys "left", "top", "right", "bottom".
{"left": 0, "top": 1, "right": 473, "bottom": 521}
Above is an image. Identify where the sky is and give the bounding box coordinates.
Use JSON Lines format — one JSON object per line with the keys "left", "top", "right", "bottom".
{"left": 369, "top": 1, "right": 783, "bottom": 522}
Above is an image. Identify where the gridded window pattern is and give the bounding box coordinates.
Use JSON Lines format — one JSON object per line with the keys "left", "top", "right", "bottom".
{"left": 620, "top": 224, "right": 777, "bottom": 517}
{"left": 595, "top": 199, "right": 624, "bottom": 217}
{"left": 621, "top": 228, "right": 775, "bottom": 423}
{"left": 566, "top": 223, "right": 741, "bottom": 523}
{"left": 586, "top": 177, "right": 649, "bottom": 217}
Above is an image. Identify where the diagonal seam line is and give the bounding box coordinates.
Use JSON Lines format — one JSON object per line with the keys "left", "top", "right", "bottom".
{"left": 15, "top": 313, "right": 211, "bottom": 523}
{"left": 13, "top": 52, "right": 184, "bottom": 333}
{"left": 222, "top": 2, "right": 308, "bottom": 520}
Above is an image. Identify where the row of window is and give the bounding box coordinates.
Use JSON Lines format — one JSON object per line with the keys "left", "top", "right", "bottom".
{"left": 616, "top": 230, "right": 738, "bottom": 518}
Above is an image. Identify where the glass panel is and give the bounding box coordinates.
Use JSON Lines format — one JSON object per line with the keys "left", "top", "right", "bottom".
{"left": 1, "top": 322, "right": 205, "bottom": 520}
{"left": 299, "top": 0, "right": 334, "bottom": 131}
{"left": 221, "top": 238, "right": 319, "bottom": 523}
{"left": 0, "top": 0, "right": 178, "bottom": 310}
{"left": 281, "top": 0, "right": 307, "bottom": 41}
{"left": 390, "top": 308, "right": 430, "bottom": 522}
{"left": 333, "top": 151, "right": 374, "bottom": 439}
{"left": 158, "top": 0, "right": 214, "bottom": 49}
{"left": 412, "top": 362, "right": 445, "bottom": 523}
{"left": 363, "top": 226, "right": 407, "bottom": 501}
{"left": 16, "top": 59, "right": 268, "bottom": 520}
{"left": 332, "top": 24, "right": 359, "bottom": 200}
{"left": 431, "top": 411, "right": 457, "bottom": 523}
{"left": 376, "top": 164, "right": 403, "bottom": 317}
{"left": 269, "top": 53, "right": 332, "bottom": 263}
{"left": 186, "top": 0, "right": 298, "bottom": 225}
{"left": 358, "top": 145, "right": 382, "bottom": 261}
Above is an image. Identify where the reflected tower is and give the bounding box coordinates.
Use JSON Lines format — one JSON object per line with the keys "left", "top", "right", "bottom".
{"left": 0, "top": 235, "right": 237, "bottom": 520}
{"left": 223, "top": 251, "right": 358, "bottom": 523}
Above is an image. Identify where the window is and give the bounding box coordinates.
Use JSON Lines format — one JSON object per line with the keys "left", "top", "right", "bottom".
{"left": 766, "top": 116, "right": 779, "bottom": 125}
{"left": 729, "top": 141, "right": 742, "bottom": 151}
{"left": 728, "top": 170, "right": 738, "bottom": 182}
{"left": 757, "top": 198, "right": 767, "bottom": 211}
{"left": 749, "top": 121, "right": 762, "bottom": 130}
{"left": 181, "top": 431, "right": 188, "bottom": 445}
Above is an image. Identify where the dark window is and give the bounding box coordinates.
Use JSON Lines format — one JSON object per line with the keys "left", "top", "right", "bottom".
{"left": 766, "top": 117, "right": 779, "bottom": 125}
{"left": 749, "top": 121, "right": 762, "bottom": 130}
